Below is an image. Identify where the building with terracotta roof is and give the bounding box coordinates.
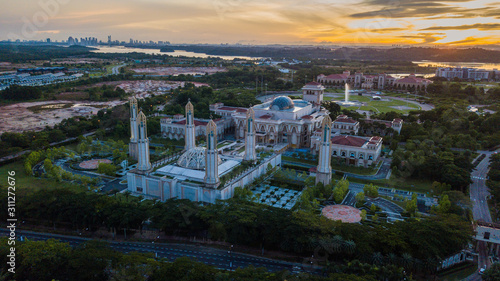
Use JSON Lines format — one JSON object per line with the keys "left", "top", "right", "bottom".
{"left": 332, "top": 115, "right": 360, "bottom": 135}
{"left": 317, "top": 71, "right": 398, "bottom": 90}
{"left": 160, "top": 114, "right": 226, "bottom": 141}
{"left": 310, "top": 134, "right": 383, "bottom": 167}
{"left": 317, "top": 71, "right": 432, "bottom": 91}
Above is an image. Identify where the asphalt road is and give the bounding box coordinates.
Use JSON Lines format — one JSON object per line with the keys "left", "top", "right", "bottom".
{"left": 0, "top": 228, "right": 322, "bottom": 274}
{"left": 111, "top": 63, "right": 126, "bottom": 75}
{"left": 466, "top": 151, "right": 497, "bottom": 281}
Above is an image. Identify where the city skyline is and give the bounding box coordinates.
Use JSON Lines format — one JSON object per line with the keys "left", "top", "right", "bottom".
{"left": 1, "top": 0, "right": 500, "bottom": 46}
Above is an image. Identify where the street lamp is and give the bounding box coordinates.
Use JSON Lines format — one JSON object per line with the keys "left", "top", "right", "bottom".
{"left": 229, "top": 244, "right": 234, "bottom": 269}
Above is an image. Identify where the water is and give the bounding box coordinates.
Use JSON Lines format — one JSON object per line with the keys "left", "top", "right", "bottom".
{"left": 345, "top": 83, "right": 349, "bottom": 103}
{"left": 91, "top": 46, "right": 262, "bottom": 60}
{"left": 413, "top": 61, "right": 500, "bottom": 71}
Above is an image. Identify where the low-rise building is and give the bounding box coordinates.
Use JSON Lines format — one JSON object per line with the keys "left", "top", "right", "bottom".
{"left": 311, "top": 134, "right": 383, "bottom": 167}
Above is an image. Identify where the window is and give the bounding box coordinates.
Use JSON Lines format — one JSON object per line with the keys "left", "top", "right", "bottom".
{"left": 341, "top": 152, "right": 346, "bottom": 157}
{"left": 350, "top": 152, "right": 355, "bottom": 158}
{"left": 484, "top": 232, "right": 490, "bottom": 240}
{"left": 137, "top": 187, "right": 143, "bottom": 192}
{"left": 368, "top": 155, "right": 373, "bottom": 160}
{"left": 359, "top": 154, "right": 364, "bottom": 159}
{"left": 333, "top": 151, "right": 337, "bottom": 156}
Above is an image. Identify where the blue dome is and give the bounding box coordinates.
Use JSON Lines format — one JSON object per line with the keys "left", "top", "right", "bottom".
{"left": 270, "top": 96, "right": 295, "bottom": 110}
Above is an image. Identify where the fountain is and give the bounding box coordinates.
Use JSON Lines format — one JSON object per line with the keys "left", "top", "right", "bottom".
{"left": 335, "top": 83, "right": 360, "bottom": 107}
{"left": 345, "top": 83, "right": 349, "bottom": 103}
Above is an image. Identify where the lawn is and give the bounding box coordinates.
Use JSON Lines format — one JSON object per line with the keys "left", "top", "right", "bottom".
{"left": 330, "top": 95, "right": 421, "bottom": 113}
{"left": 0, "top": 161, "right": 86, "bottom": 194}
{"left": 331, "top": 161, "right": 380, "bottom": 175}
{"left": 349, "top": 174, "right": 434, "bottom": 194}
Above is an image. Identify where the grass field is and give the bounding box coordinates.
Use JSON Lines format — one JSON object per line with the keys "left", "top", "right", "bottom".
{"left": 330, "top": 95, "right": 421, "bottom": 113}
{"left": 0, "top": 161, "right": 86, "bottom": 194}
{"left": 350, "top": 174, "right": 434, "bottom": 194}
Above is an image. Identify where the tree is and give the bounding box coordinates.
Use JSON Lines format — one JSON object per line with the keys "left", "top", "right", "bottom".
{"left": 97, "top": 163, "right": 117, "bottom": 176}
{"left": 483, "top": 263, "right": 500, "bottom": 281}
{"left": 363, "top": 183, "right": 379, "bottom": 198}
{"left": 355, "top": 192, "right": 365, "bottom": 206}
{"left": 405, "top": 194, "right": 418, "bottom": 216}
{"left": 438, "top": 194, "right": 451, "bottom": 214}
{"left": 43, "top": 158, "right": 53, "bottom": 172}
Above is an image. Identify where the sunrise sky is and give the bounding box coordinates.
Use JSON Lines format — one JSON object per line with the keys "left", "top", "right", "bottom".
{"left": 1, "top": 0, "right": 500, "bottom": 46}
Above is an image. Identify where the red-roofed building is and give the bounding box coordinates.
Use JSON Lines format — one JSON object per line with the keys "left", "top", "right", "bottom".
{"left": 332, "top": 115, "right": 360, "bottom": 135}
{"left": 160, "top": 116, "right": 225, "bottom": 141}
{"left": 393, "top": 74, "right": 432, "bottom": 91}
{"left": 317, "top": 71, "right": 398, "bottom": 90}
{"left": 311, "top": 134, "right": 382, "bottom": 167}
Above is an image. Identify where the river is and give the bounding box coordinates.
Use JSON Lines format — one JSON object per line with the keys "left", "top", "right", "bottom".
{"left": 413, "top": 61, "right": 500, "bottom": 70}
{"left": 91, "top": 46, "right": 262, "bottom": 61}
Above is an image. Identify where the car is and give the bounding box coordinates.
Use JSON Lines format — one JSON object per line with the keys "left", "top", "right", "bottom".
{"left": 479, "top": 266, "right": 486, "bottom": 275}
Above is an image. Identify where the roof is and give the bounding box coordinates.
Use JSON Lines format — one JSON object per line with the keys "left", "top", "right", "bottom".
{"left": 331, "top": 135, "right": 367, "bottom": 147}
{"left": 334, "top": 117, "right": 358, "bottom": 124}
{"left": 325, "top": 73, "right": 349, "bottom": 79}
{"left": 258, "top": 114, "right": 273, "bottom": 119}
{"left": 301, "top": 115, "right": 314, "bottom": 120}
{"left": 175, "top": 119, "right": 222, "bottom": 126}
{"left": 306, "top": 81, "right": 322, "bottom": 86}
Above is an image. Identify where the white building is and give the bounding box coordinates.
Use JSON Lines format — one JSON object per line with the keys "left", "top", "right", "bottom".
{"left": 211, "top": 82, "right": 329, "bottom": 148}
{"left": 127, "top": 100, "right": 281, "bottom": 203}
{"left": 311, "top": 134, "right": 383, "bottom": 167}
{"left": 436, "top": 67, "right": 491, "bottom": 81}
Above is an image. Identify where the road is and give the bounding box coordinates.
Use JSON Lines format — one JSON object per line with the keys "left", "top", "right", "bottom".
{"left": 111, "top": 63, "right": 126, "bottom": 75}
{"left": 467, "top": 151, "right": 497, "bottom": 281}
{"left": 0, "top": 229, "right": 322, "bottom": 274}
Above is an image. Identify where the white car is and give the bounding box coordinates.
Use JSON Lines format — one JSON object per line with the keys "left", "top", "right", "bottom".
{"left": 479, "top": 266, "right": 486, "bottom": 275}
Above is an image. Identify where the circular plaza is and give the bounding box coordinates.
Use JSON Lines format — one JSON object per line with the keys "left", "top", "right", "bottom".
{"left": 78, "top": 159, "right": 112, "bottom": 170}
{"left": 321, "top": 205, "right": 362, "bottom": 223}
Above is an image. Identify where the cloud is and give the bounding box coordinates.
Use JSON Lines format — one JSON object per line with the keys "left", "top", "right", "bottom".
{"left": 398, "top": 32, "right": 446, "bottom": 43}
{"left": 423, "top": 23, "right": 500, "bottom": 30}
{"left": 350, "top": 0, "right": 490, "bottom": 19}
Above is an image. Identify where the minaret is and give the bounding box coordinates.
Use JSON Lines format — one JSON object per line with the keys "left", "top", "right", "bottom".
{"left": 316, "top": 115, "right": 332, "bottom": 186}
{"left": 129, "top": 96, "right": 139, "bottom": 160}
{"left": 204, "top": 119, "right": 220, "bottom": 188}
{"left": 243, "top": 106, "right": 257, "bottom": 162}
{"left": 137, "top": 111, "right": 151, "bottom": 172}
{"left": 185, "top": 100, "right": 196, "bottom": 151}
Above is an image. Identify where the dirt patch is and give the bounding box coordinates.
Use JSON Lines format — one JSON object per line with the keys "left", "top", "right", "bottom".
{"left": 0, "top": 100, "right": 122, "bottom": 134}
{"left": 55, "top": 91, "right": 89, "bottom": 100}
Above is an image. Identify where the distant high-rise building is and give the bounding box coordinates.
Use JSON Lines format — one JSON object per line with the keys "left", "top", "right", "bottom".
{"left": 46, "top": 38, "right": 51, "bottom": 43}
{"left": 108, "top": 35, "right": 112, "bottom": 44}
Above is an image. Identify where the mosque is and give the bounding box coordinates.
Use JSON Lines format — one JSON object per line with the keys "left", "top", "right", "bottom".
{"left": 126, "top": 97, "right": 281, "bottom": 203}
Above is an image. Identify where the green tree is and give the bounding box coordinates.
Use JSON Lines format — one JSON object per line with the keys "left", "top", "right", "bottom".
{"left": 97, "top": 163, "right": 117, "bottom": 176}
{"left": 483, "top": 263, "right": 500, "bottom": 281}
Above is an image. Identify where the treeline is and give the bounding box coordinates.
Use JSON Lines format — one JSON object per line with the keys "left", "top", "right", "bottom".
{"left": 0, "top": 239, "right": 407, "bottom": 281}
{"left": 162, "top": 83, "right": 260, "bottom": 118}
{"left": 0, "top": 44, "right": 91, "bottom": 63}
{"left": 0, "top": 85, "right": 42, "bottom": 100}
{"left": 87, "top": 84, "right": 127, "bottom": 101}
{"left": 426, "top": 82, "right": 500, "bottom": 103}
{"left": 164, "top": 45, "right": 500, "bottom": 62}
{"left": 400, "top": 105, "right": 500, "bottom": 150}
{"left": 488, "top": 153, "right": 500, "bottom": 220}
{"left": 0, "top": 186, "right": 472, "bottom": 276}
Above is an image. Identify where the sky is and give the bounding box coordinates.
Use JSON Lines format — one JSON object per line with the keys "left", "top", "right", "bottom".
{"left": 1, "top": 0, "right": 500, "bottom": 46}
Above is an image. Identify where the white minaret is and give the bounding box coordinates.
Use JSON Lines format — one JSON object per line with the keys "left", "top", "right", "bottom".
{"left": 204, "top": 119, "right": 220, "bottom": 188}
{"left": 137, "top": 111, "right": 151, "bottom": 172}
{"left": 316, "top": 115, "right": 333, "bottom": 186}
{"left": 243, "top": 106, "right": 257, "bottom": 162}
{"left": 129, "top": 96, "right": 139, "bottom": 160}
{"left": 185, "top": 100, "right": 196, "bottom": 151}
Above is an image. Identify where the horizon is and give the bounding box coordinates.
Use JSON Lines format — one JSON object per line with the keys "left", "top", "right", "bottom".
{"left": 1, "top": 0, "right": 500, "bottom": 46}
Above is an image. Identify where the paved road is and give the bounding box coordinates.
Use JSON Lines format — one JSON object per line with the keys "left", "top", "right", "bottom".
{"left": 467, "top": 151, "right": 497, "bottom": 281}
{"left": 0, "top": 229, "right": 322, "bottom": 274}
{"left": 111, "top": 63, "right": 126, "bottom": 75}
